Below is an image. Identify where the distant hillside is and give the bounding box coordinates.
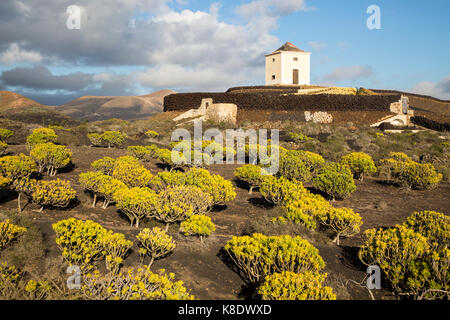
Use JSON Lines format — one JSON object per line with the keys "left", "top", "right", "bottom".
{"left": 59, "top": 89, "right": 175, "bottom": 121}
{"left": 0, "top": 91, "right": 78, "bottom": 126}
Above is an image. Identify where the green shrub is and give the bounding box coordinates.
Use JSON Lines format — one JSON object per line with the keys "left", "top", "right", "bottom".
{"left": 31, "top": 179, "right": 77, "bottom": 211}
{"left": 0, "top": 129, "right": 13, "bottom": 142}
{"left": 379, "top": 156, "right": 442, "bottom": 190}
{"left": 316, "top": 207, "right": 363, "bottom": 245}
{"left": 26, "top": 128, "right": 58, "bottom": 148}
{"left": 0, "top": 154, "right": 37, "bottom": 180}
{"left": 155, "top": 187, "right": 194, "bottom": 231}
{"left": 101, "top": 131, "right": 126, "bottom": 148}
{"left": 91, "top": 157, "right": 117, "bottom": 175}
{"left": 145, "top": 130, "right": 159, "bottom": 139}
{"left": 0, "top": 141, "right": 8, "bottom": 156}
{"left": 87, "top": 133, "right": 103, "bottom": 147}
{"left": 288, "top": 132, "right": 313, "bottom": 143}
{"left": 260, "top": 176, "right": 308, "bottom": 205}
{"left": 156, "top": 148, "right": 187, "bottom": 171}
{"left": 0, "top": 219, "right": 27, "bottom": 251}
{"left": 128, "top": 146, "right": 151, "bottom": 161}
{"left": 99, "top": 232, "right": 133, "bottom": 274}
{"left": 258, "top": 271, "right": 336, "bottom": 300}
{"left": 278, "top": 151, "right": 313, "bottom": 182}
{"left": 180, "top": 215, "right": 216, "bottom": 242}
{"left": 114, "top": 187, "right": 160, "bottom": 227}
{"left": 12, "top": 178, "right": 37, "bottom": 213}
{"left": 281, "top": 193, "right": 331, "bottom": 230}
{"left": 0, "top": 175, "right": 11, "bottom": 190}
{"left": 224, "top": 233, "right": 325, "bottom": 283}
{"left": 53, "top": 218, "right": 108, "bottom": 271}
{"left": 30, "top": 143, "right": 72, "bottom": 176}
{"left": 149, "top": 171, "right": 187, "bottom": 192}
{"left": 81, "top": 267, "right": 193, "bottom": 300}
{"left": 170, "top": 185, "right": 213, "bottom": 215}
{"left": 79, "top": 171, "right": 127, "bottom": 208}
{"left": 312, "top": 162, "right": 356, "bottom": 200}
{"left": 404, "top": 210, "right": 449, "bottom": 250}
{"left": 184, "top": 168, "right": 236, "bottom": 206}
{"left": 112, "top": 158, "right": 153, "bottom": 188}
{"left": 136, "top": 227, "right": 176, "bottom": 267}
{"left": 341, "top": 152, "right": 376, "bottom": 181}
{"left": 234, "top": 164, "right": 268, "bottom": 194}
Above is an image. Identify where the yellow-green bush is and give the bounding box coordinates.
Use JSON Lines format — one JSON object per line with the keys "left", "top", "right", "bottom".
{"left": 0, "top": 141, "right": 7, "bottom": 156}
{"left": 341, "top": 152, "right": 376, "bottom": 181}
{"left": 0, "top": 175, "right": 11, "bottom": 190}
{"left": 101, "top": 131, "right": 126, "bottom": 148}
{"left": 112, "top": 158, "right": 153, "bottom": 188}
{"left": 224, "top": 233, "right": 325, "bottom": 283}
{"left": 359, "top": 225, "right": 431, "bottom": 298}
{"left": 184, "top": 168, "right": 236, "bottom": 206}
{"left": 281, "top": 193, "right": 332, "bottom": 230}
{"left": 53, "top": 218, "right": 133, "bottom": 274}
{"left": 81, "top": 267, "right": 193, "bottom": 300}
{"left": 0, "top": 219, "right": 27, "bottom": 250}
{"left": 79, "top": 171, "right": 127, "bottom": 208}
{"left": 26, "top": 128, "right": 58, "bottom": 148}
{"left": 99, "top": 232, "right": 133, "bottom": 274}
{"left": 30, "top": 143, "right": 72, "bottom": 176}
{"left": 31, "top": 179, "right": 77, "bottom": 211}
{"left": 234, "top": 164, "right": 268, "bottom": 194}
{"left": 180, "top": 215, "right": 216, "bottom": 242}
{"left": 171, "top": 185, "right": 213, "bottom": 215}
{"left": 316, "top": 207, "right": 363, "bottom": 245}
{"left": 53, "top": 218, "right": 108, "bottom": 271}
{"left": 288, "top": 132, "right": 313, "bottom": 143}
{"left": 127, "top": 146, "right": 151, "bottom": 161}
{"left": 312, "top": 162, "right": 356, "bottom": 200}
{"left": 258, "top": 271, "right": 336, "bottom": 300}
{"left": 114, "top": 187, "right": 159, "bottom": 227}
{"left": 145, "top": 130, "right": 159, "bottom": 139}
{"left": 136, "top": 227, "right": 176, "bottom": 267}
{"left": 87, "top": 133, "right": 103, "bottom": 147}
{"left": 260, "top": 176, "right": 308, "bottom": 205}
{"left": 155, "top": 187, "right": 194, "bottom": 230}
{"left": 379, "top": 155, "right": 442, "bottom": 190}
{"left": 91, "top": 156, "right": 116, "bottom": 175}
{"left": 0, "top": 154, "right": 37, "bottom": 180}
{"left": 404, "top": 210, "right": 449, "bottom": 250}
{"left": 149, "top": 170, "right": 186, "bottom": 192}
{"left": 52, "top": 218, "right": 107, "bottom": 271}
{"left": 12, "top": 178, "right": 37, "bottom": 212}
{"left": 0, "top": 128, "right": 13, "bottom": 142}
{"left": 156, "top": 148, "right": 187, "bottom": 171}
{"left": 278, "top": 150, "right": 312, "bottom": 182}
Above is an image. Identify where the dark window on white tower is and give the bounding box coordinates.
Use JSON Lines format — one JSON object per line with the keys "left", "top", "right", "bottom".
{"left": 272, "top": 58, "right": 275, "bottom": 62}
{"left": 272, "top": 75, "right": 276, "bottom": 80}
{"left": 293, "top": 57, "right": 298, "bottom": 61}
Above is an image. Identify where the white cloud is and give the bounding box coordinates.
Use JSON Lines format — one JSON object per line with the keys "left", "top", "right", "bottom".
{"left": 0, "top": 42, "right": 43, "bottom": 65}
{"left": 410, "top": 75, "right": 450, "bottom": 100}
{"left": 324, "top": 66, "right": 375, "bottom": 82}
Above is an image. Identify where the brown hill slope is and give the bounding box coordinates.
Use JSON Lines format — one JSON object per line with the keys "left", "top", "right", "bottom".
{"left": 59, "top": 89, "right": 175, "bottom": 121}
{"left": 0, "top": 91, "right": 77, "bottom": 125}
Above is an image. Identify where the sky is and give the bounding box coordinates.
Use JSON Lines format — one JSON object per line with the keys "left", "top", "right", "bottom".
{"left": 0, "top": 0, "right": 449, "bottom": 105}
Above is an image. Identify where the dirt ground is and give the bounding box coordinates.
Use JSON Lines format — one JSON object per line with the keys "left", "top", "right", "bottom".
{"left": 1, "top": 144, "right": 449, "bottom": 300}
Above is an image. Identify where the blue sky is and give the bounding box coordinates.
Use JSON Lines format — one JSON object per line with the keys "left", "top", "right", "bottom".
{"left": 0, "top": 0, "right": 449, "bottom": 105}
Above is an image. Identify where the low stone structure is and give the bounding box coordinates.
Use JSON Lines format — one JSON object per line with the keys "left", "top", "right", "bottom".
{"left": 371, "top": 95, "right": 414, "bottom": 127}
{"left": 173, "top": 98, "right": 237, "bottom": 124}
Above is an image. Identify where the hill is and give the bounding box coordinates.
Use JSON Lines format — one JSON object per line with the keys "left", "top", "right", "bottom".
{"left": 58, "top": 89, "right": 175, "bottom": 121}
{"left": 0, "top": 91, "right": 78, "bottom": 126}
